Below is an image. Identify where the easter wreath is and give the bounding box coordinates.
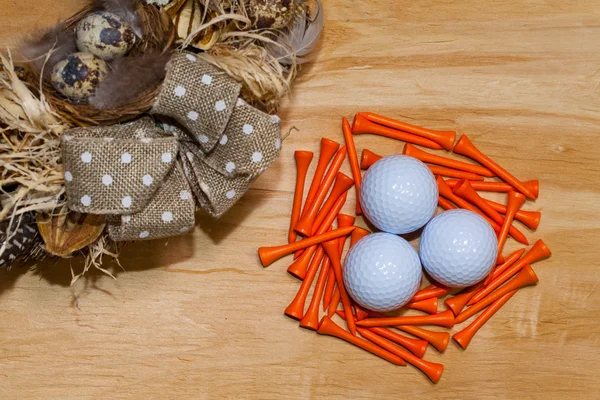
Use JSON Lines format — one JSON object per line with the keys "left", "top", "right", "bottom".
{"left": 0, "top": 0, "right": 324, "bottom": 280}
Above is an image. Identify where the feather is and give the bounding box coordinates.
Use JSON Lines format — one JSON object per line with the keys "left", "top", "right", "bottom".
{"left": 0, "top": 212, "right": 37, "bottom": 270}
{"left": 19, "top": 21, "right": 77, "bottom": 78}
{"left": 268, "top": 0, "right": 324, "bottom": 65}
{"left": 89, "top": 51, "right": 171, "bottom": 110}
{"left": 96, "top": 0, "right": 144, "bottom": 38}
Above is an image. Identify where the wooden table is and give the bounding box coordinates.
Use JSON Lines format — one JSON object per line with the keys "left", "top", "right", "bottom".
{"left": 1, "top": 1, "right": 599, "bottom": 398}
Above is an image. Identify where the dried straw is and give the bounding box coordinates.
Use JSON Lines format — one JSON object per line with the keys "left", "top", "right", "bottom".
{"left": 70, "top": 235, "right": 122, "bottom": 285}
{"left": 199, "top": 44, "right": 294, "bottom": 113}
{"left": 184, "top": 1, "right": 298, "bottom": 112}
{"left": 0, "top": 51, "right": 68, "bottom": 219}
{"left": 0, "top": 51, "right": 69, "bottom": 262}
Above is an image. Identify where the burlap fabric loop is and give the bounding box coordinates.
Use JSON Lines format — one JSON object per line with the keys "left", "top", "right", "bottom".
{"left": 62, "top": 52, "right": 281, "bottom": 241}
{"left": 152, "top": 52, "right": 241, "bottom": 153}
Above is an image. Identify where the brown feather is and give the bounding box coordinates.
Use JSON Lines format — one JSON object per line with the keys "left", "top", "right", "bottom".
{"left": 89, "top": 50, "right": 171, "bottom": 110}
{"left": 19, "top": 21, "right": 77, "bottom": 78}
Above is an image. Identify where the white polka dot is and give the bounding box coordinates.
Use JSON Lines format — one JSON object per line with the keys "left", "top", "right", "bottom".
{"left": 186, "top": 54, "right": 197, "bottom": 62}
{"left": 64, "top": 171, "right": 73, "bottom": 182}
{"left": 122, "top": 215, "right": 131, "bottom": 224}
{"left": 102, "top": 174, "right": 113, "bottom": 186}
{"left": 174, "top": 85, "right": 186, "bottom": 97}
{"left": 270, "top": 115, "right": 281, "bottom": 124}
{"left": 180, "top": 190, "right": 192, "bottom": 200}
{"left": 226, "top": 190, "right": 236, "bottom": 199}
{"left": 275, "top": 138, "right": 281, "bottom": 150}
{"left": 121, "top": 152, "right": 132, "bottom": 164}
{"left": 139, "top": 231, "right": 150, "bottom": 239}
{"left": 225, "top": 162, "right": 236, "bottom": 173}
{"left": 143, "top": 174, "right": 153, "bottom": 186}
{"left": 81, "top": 195, "right": 91, "bottom": 207}
{"left": 103, "top": 137, "right": 114, "bottom": 142}
{"left": 140, "top": 137, "right": 153, "bottom": 144}
{"left": 63, "top": 134, "right": 73, "bottom": 141}
{"left": 186, "top": 151, "right": 194, "bottom": 162}
{"left": 122, "top": 196, "right": 132, "bottom": 209}
{"left": 180, "top": 226, "right": 192, "bottom": 233}
{"left": 81, "top": 152, "right": 92, "bottom": 163}
{"left": 252, "top": 152, "right": 263, "bottom": 163}
{"left": 243, "top": 124, "right": 254, "bottom": 135}
{"left": 200, "top": 182, "right": 210, "bottom": 193}
{"left": 184, "top": 166, "right": 190, "bottom": 177}
{"left": 201, "top": 74, "right": 212, "bottom": 85}
{"left": 199, "top": 135, "right": 209, "bottom": 144}
{"left": 162, "top": 211, "right": 173, "bottom": 223}
{"left": 220, "top": 135, "right": 228, "bottom": 145}
{"left": 236, "top": 98, "right": 246, "bottom": 107}
{"left": 215, "top": 100, "right": 226, "bottom": 112}
{"left": 162, "top": 152, "right": 172, "bottom": 163}
{"left": 187, "top": 111, "right": 198, "bottom": 121}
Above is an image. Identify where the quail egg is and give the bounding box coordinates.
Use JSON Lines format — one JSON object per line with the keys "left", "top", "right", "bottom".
{"left": 76, "top": 11, "right": 136, "bottom": 60}
{"left": 145, "top": 0, "right": 174, "bottom": 4}
{"left": 51, "top": 52, "right": 109, "bottom": 100}
{"left": 246, "top": 0, "right": 298, "bottom": 30}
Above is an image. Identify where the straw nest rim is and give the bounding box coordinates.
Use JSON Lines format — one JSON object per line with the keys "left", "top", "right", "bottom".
{"left": 21, "top": 2, "right": 174, "bottom": 128}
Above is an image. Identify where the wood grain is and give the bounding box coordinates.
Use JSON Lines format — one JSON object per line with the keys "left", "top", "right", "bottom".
{"left": 1, "top": 1, "right": 599, "bottom": 398}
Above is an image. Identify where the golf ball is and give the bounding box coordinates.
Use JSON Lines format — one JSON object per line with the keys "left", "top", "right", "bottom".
{"left": 343, "top": 233, "right": 422, "bottom": 312}
{"left": 360, "top": 155, "right": 438, "bottom": 234}
{"left": 420, "top": 209, "right": 498, "bottom": 288}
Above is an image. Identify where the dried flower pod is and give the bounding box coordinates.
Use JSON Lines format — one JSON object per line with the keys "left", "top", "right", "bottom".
{"left": 0, "top": 213, "right": 38, "bottom": 269}
{"left": 165, "top": 0, "right": 221, "bottom": 50}
{"left": 37, "top": 210, "right": 105, "bottom": 258}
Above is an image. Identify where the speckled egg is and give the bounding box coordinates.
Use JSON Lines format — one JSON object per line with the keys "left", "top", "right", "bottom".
{"left": 246, "top": 0, "right": 299, "bottom": 30}
{"left": 51, "top": 53, "right": 109, "bottom": 100}
{"left": 76, "top": 11, "right": 136, "bottom": 60}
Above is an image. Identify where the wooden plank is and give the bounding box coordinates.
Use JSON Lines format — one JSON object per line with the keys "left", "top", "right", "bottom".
{"left": 0, "top": 1, "right": 598, "bottom": 398}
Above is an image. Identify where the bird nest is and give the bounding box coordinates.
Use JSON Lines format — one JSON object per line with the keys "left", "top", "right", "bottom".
{"left": 21, "top": 2, "right": 174, "bottom": 127}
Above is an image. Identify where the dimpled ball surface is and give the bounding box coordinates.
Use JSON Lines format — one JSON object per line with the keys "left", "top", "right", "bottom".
{"left": 343, "top": 233, "right": 422, "bottom": 312}
{"left": 420, "top": 209, "right": 498, "bottom": 288}
{"left": 360, "top": 155, "right": 438, "bottom": 234}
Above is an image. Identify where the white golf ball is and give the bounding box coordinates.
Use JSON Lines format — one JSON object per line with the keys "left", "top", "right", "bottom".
{"left": 420, "top": 209, "right": 498, "bottom": 288}
{"left": 343, "top": 233, "right": 422, "bottom": 312}
{"left": 360, "top": 155, "right": 438, "bottom": 234}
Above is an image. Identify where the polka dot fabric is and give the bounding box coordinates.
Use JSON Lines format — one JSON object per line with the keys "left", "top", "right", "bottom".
{"left": 177, "top": 100, "right": 281, "bottom": 218}
{"left": 62, "top": 117, "right": 195, "bottom": 241}
{"left": 155, "top": 87, "right": 281, "bottom": 218}
{"left": 62, "top": 118, "right": 178, "bottom": 215}
{"left": 179, "top": 147, "right": 252, "bottom": 218}
{"left": 151, "top": 52, "right": 241, "bottom": 154}
{"left": 205, "top": 99, "right": 282, "bottom": 180}
{"left": 60, "top": 53, "right": 283, "bottom": 239}
{"left": 107, "top": 164, "right": 195, "bottom": 241}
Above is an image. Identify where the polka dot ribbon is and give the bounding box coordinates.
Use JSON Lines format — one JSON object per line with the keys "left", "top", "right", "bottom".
{"left": 61, "top": 52, "right": 281, "bottom": 242}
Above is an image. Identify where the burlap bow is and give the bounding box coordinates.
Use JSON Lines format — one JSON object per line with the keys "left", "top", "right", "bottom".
{"left": 61, "top": 52, "right": 282, "bottom": 241}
